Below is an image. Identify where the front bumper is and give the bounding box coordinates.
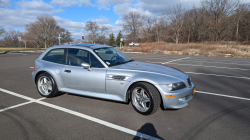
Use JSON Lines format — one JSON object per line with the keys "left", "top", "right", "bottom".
{"left": 155, "top": 83, "right": 195, "bottom": 109}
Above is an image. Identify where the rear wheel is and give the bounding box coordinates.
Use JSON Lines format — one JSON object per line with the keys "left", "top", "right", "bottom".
{"left": 131, "top": 82, "right": 161, "bottom": 115}
{"left": 36, "top": 73, "right": 59, "bottom": 98}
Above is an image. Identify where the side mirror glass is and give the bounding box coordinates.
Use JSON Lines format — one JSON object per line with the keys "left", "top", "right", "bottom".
{"left": 81, "top": 62, "right": 92, "bottom": 71}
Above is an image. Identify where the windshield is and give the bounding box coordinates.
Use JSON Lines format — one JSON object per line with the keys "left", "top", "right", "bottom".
{"left": 94, "top": 47, "right": 133, "bottom": 67}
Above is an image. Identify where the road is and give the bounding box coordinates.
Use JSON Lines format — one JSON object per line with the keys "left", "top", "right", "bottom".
{"left": 0, "top": 52, "right": 249, "bottom": 140}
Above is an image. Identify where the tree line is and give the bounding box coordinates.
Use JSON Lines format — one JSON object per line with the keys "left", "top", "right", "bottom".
{"left": 0, "top": 15, "right": 73, "bottom": 48}
{"left": 122, "top": 0, "right": 250, "bottom": 44}
{"left": 1, "top": 0, "right": 250, "bottom": 48}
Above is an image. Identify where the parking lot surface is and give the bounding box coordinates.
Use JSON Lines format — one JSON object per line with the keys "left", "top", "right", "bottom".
{"left": 0, "top": 52, "right": 250, "bottom": 140}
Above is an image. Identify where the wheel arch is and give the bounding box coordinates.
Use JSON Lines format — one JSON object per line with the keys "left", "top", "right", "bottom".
{"left": 35, "top": 70, "right": 53, "bottom": 84}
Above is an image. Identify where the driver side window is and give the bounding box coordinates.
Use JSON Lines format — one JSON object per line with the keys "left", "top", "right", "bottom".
{"left": 90, "top": 53, "right": 104, "bottom": 68}
{"left": 66, "top": 48, "right": 104, "bottom": 68}
{"left": 66, "top": 49, "right": 89, "bottom": 66}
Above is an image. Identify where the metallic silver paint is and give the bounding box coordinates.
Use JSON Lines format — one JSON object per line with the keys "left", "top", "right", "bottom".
{"left": 80, "top": 62, "right": 92, "bottom": 71}
{"left": 32, "top": 44, "right": 194, "bottom": 109}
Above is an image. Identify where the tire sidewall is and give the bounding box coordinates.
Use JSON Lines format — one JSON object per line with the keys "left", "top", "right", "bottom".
{"left": 36, "top": 73, "right": 57, "bottom": 98}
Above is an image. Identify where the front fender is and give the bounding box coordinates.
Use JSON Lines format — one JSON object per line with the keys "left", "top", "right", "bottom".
{"left": 107, "top": 68, "right": 182, "bottom": 102}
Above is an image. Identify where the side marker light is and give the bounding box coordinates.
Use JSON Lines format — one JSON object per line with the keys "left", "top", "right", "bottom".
{"left": 165, "top": 95, "right": 175, "bottom": 97}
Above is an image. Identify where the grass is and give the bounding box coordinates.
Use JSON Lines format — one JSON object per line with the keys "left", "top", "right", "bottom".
{"left": 0, "top": 48, "right": 45, "bottom": 52}
{"left": 122, "top": 41, "right": 250, "bottom": 58}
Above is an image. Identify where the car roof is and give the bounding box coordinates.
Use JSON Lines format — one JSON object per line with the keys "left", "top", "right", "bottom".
{"left": 51, "top": 44, "right": 112, "bottom": 50}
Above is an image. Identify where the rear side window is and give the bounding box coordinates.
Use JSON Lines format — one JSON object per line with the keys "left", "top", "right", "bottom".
{"left": 42, "top": 49, "right": 65, "bottom": 64}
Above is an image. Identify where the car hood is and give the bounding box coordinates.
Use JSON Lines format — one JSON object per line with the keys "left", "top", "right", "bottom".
{"left": 109, "top": 61, "right": 189, "bottom": 81}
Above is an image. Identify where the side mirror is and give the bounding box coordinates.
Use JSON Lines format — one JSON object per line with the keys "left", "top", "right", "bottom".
{"left": 81, "top": 62, "right": 92, "bottom": 71}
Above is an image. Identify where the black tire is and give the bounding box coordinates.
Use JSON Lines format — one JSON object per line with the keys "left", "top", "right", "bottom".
{"left": 130, "top": 82, "right": 161, "bottom": 115}
{"left": 36, "top": 73, "right": 59, "bottom": 98}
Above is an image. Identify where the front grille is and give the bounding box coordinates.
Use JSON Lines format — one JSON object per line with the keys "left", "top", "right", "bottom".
{"left": 187, "top": 78, "right": 191, "bottom": 87}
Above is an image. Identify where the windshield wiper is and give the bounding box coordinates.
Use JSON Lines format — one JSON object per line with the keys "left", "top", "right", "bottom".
{"left": 123, "top": 59, "right": 134, "bottom": 64}
{"left": 109, "top": 62, "right": 124, "bottom": 66}
{"left": 109, "top": 60, "right": 134, "bottom": 67}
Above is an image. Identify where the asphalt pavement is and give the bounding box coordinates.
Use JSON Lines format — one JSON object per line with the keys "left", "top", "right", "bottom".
{"left": 0, "top": 52, "right": 250, "bottom": 140}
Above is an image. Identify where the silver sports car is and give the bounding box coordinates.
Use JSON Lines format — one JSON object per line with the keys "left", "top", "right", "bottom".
{"left": 32, "top": 44, "right": 195, "bottom": 115}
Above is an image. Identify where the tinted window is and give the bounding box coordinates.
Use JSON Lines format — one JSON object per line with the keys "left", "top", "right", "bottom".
{"left": 66, "top": 49, "right": 104, "bottom": 68}
{"left": 90, "top": 53, "right": 104, "bottom": 68}
{"left": 94, "top": 47, "right": 132, "bottom": 66}
{"left": 66, "top": 49, "right": 89, "bottom": 66}
{"left": 43, "top": 49, "right": 65, "bottom": 64}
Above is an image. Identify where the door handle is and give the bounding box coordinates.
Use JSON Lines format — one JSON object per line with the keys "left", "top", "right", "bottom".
{"left": 64, "top": 70, "right": 71, "bottom": 73}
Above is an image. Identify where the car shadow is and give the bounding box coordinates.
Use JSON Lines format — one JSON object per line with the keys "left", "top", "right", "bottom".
{"left": 53, "top": 92, "right": 66, "bottom": 97}
{"left": 133, "top": 123, "right": 163, "bottom": 140}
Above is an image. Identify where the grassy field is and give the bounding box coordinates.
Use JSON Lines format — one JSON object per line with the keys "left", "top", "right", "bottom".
{"left": 123, "top": 41, "right": 250, "bottom": 58}
{"left": 0, "top": 48, "right": 45, "bottom": 52}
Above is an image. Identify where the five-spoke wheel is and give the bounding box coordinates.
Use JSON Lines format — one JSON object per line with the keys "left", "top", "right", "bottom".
{"left": 36, "top": 73, "right": 59, "bottom": 98}
{"left": 132, "top": 87, "right": 151, "bottom": 112}
{"left": 131, "top": 82, "right": 161, "bottom": 115}
{"left": 37, "top": 76, "right": 52, "bottom": 95}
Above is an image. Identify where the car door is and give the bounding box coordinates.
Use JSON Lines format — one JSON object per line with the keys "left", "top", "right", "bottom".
{"left": 61, "top": 48, "right": 106, "bottom": 93}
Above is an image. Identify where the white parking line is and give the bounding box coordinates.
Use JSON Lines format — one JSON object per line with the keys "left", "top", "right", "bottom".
{"left": 131, "top": 56, "right": 250, "bottom": 64}
{"left": 162, "top": 57, "right": 190, "bottom": 64}
{"left": 30, "top": 67, "right": 34, "bottom": 69}
{"left": 164, "top": 63, "right": 250, "bottom": 71}
{"left": 35, "top": 100, "right": 160, "bottom": 140}
{"left": 196, "top": 91, "right": 250, "bottom": 101}
{"left": 182, "top": 60, "right": 250, "bottom": 66}
{"left": 0, "top": 98, "right": 45, "bottom": 112}
{"left": 0, "top": 88, "right": 160, "bottom": 140}
{"left": 185, "top": 72, "right": 250, "bottom": 80}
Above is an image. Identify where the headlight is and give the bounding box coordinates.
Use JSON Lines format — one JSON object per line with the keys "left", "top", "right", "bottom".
{"left": 166, "top": 82, "right": 186, "bottom": 91}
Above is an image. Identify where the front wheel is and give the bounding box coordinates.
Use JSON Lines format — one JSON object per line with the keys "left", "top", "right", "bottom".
{"left": 36, "top": 73, "right": 59, "bottom": 98}
{"left": 131, "top": 82, "right": 161, "bottom": 115}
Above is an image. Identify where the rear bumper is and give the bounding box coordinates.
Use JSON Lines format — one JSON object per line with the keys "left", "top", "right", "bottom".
{"left": 155, "top": 84, "right": 195, "bottom": 109}
{"left": 32, "top": 71, "right": 36, "bottom": 83}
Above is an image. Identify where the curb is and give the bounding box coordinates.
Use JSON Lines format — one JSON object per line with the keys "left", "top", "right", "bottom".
{"left": 0, "top": 50, "right": 45, "bottom": 54}
{"left": 0, "top": 51, "right": 9, "bottom": 54}
{"left": 124, "top": 52, "right": 145, "bottom": 54}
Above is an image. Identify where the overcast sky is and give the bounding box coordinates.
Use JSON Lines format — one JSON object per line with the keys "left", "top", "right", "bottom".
{"left": 1, "top": 0, "right": 249, "bottom": 39}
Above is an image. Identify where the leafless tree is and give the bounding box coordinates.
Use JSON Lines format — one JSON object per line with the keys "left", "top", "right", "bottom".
{"left": 22, "top": 32, "right": 32, "bottom": 48}
{"left": 97, "top": 25, "right": 109, "bottom": 43}
{"left": 233, "top": 4, "right": 249, "bottom": 41}
{"left": 2, "top": 30, "right": 23, "bottom": 47}
{"left": 163, "top": 4, "right": 185, "bottom": 43}
{"left": 141, "top": 18, "right": 154, "bottom": 42}
{"left": 84, "top": 21, "right": 99, "bottom": 44}
{"left": 56, "top": 28, "right": 73, "bottom": 44}
{"left": 26, "top": 15, "right": 60, "bottom": 48}
{"left": 0, "top": 26, "right": 5, "bottom": 36}
{"left": 201, "top": 0, "right": 240, "bottom": 41}
{"left": 122, "top": 11, "right": 145, "bottom": 41}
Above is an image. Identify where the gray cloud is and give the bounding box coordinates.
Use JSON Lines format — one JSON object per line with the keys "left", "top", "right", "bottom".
{"left": 92, "top": 17, "right": 109, "bottom": 24}
{"left": 50, "top": 0, "right": 92, "bottom": 7}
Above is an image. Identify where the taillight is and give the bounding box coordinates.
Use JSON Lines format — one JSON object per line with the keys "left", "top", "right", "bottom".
{"left": 34, "top": 65, "right": 35, "bottom": 71}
